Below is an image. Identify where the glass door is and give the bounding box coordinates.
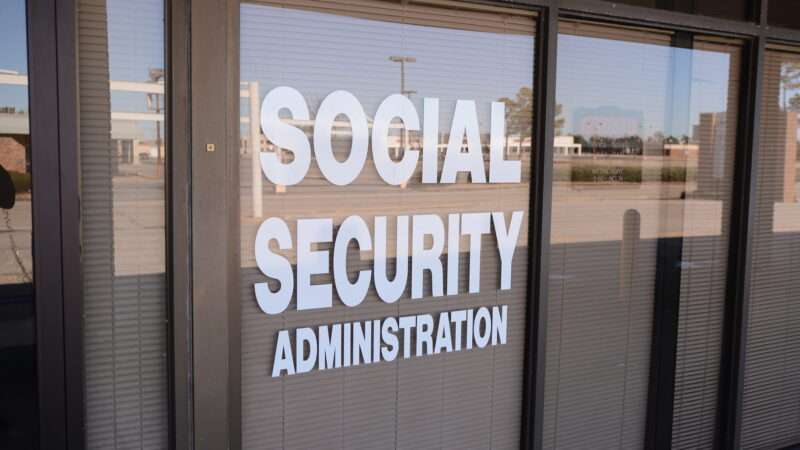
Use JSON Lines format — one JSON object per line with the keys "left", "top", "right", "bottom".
{"left": 190, "top": 0, "right": 540, "bottom": 447}
{"left": 543, "top": 22, "right": 743, "bottom": 449}
{"left": 236, "top": 1, "right": 536, "bottom": 446}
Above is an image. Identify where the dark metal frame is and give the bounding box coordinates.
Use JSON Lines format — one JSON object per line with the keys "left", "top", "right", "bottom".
{"left": 716, "top": 2, "right": 768, "bottom": 448}
{"left": 519, "top": 1, "right": 783, "bottom": 450}
{"left": 645, "top": 237, "right": 684, "bottom": 449}
{"left": 26, "top": 0, "right": 83, "bottom": 448}
{"left": 522, "top": 4, "right": 558, "bottom": 450}
{"left": 188, "top": 0, "right": 238, "bottom": 448}
{"left": 715, "top": 37, "right": 762, "bottom": 450}
{"left": 644, "top": 29, "right": 690, "bottom": 450}
{"left": 22, "top": 0, "right": 800, "bottom": 449}
{"left": 167, "top": 0, "right": 194, "bottom": 449}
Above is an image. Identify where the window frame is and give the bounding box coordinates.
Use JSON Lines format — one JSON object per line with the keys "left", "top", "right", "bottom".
{"left": 25, "top": 0, "right": 82, "bottom": 448}
{"left": 31, "top": 0, "right": 800, "bottom": 449}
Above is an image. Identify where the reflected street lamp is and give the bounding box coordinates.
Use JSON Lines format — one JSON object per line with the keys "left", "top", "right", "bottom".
{"left": 389, "top": 56, "right": 417, "bottom": 97}
{"left": 147, "top": 68, "right": 165, "bottom": 176}
{"left": 389, "top": 56, "right": 416, "bottom": 161}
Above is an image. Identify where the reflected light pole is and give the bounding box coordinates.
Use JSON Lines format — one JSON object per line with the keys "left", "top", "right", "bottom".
{"left": 389, "top": 56, "right": 416, "bottom": 160}
{"left": 147, "top": 68, "right": 165, "bottom": 177}
{"left": 389, "top": 55, "right": 417, "bottom": 98}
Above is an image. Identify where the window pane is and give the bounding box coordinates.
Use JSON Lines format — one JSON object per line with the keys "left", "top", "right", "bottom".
{"left": 0, "top": 1, "right": 36, "bottom": 448}
{"left": 604, "top": 0, "right": 751, "bottom": 21}
{"left": 239, "top": 1, "right": 534, "bottom": 447}
{"left": 545, "top": 22, "right": 740, "bottom": 449}
{"left": 77, "top": 0, "right": 168, "bottom": 448}
{"left": 740, "top": 46, "right": 800, "bottom": 449}
{"left": 767, "top": 0, "right": 800, "bottom": 29}
{"left": 0, "top": 0, "right": 32, "bottom": 285}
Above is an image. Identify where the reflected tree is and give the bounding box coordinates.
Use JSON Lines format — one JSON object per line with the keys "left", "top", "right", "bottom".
{"left": 499, "top": 87, "right": 533, "bottom": 147}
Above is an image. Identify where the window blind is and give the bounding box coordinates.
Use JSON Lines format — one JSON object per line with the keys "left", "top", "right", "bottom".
{"left": 740, "top": 47, "right": 800, "bottom": 449}
{"left": 239, "top": 1, "right": 535, "bottom": 447}
{"left": 78, "top": 0, "right": 169, "bottom": 448}
{"left": 671, "top": 39, "right": 740, "bottom": 450}
{"left": 544, "top": 25, "right": 740, "bottom": 449}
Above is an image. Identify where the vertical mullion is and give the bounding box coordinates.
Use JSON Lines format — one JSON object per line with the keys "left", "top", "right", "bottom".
{"left": 167, "top": 0, "right": 193, "bottom": 449}
{"left": 644, "top": 237, "right": 683, "bottom": 450}
{"left": 27, "top": 0, "right": 68, "bottom": 447}
{"left": 644, "top": 30, "right": 693, "bottom": 450}
{"left": 522, "top": 3, "right": 558, "bottom": 450}
{"left": 55, "top": 0, "right": 85, "bottom": 448}
{"left": 191, "top": 0, "right": 233, "bottom": 448}
{"left": 716, "top": 33, "right": 765, "bottom": 450}
{"left": 227, "top": 0, "right": 242, "bottom": 448}
{"left": 757, "top": 0, "right": 768, "bottom": 26}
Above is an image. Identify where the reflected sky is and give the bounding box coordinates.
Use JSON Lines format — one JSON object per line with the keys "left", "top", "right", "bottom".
{"left": 0, "top": 0, "right": 165, "bottom": 114}
{"left": 557, "top": 34, "right": 733, "bottom": 140}
{"left": 240, "top": 3, "right": 534, "bottom": 128}
{"left": 0, "top": 1, "right": 27, "bottom": 74}
{"left": 4, "top": 1, "right": 794, "bottom": 142}
{"left": 107, "top": 0, "right": 164, "bottom": 82}
{"left": 0, "top": 0, "right": 28, "bottom": 111}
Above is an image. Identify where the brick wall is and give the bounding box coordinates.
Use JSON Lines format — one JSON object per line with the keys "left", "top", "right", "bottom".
{"left": 0, "top": 135, "right": 28, "bottom": 174}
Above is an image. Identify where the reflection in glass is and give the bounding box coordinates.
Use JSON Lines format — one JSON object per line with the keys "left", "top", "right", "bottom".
{"left": 240, "top": 2, "right": 534, "bottom": 447}
{"left": 544, "top": 24, "right": 740, "bottom": 449}
{"left": 740, "top": 48, "right": 800, "bottom": 448}
{"left": 602, "top": 0, "right": 750, "bottom": 21}
{"left": 768, "top": 0, "right": 800, "bottom": 30}
{"left": 0, "top": 0, "right": 32, "bottom": 285}
{"left": 0, "top": 1, "right": 37, "bottom": 449}
{"left": 78, "top": 0, "right": 168, "bottom": 448}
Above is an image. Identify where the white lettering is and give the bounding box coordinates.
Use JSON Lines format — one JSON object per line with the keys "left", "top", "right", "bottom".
{"left": 474, "top": 307, "right": 491, "bottom": 348}
{"left": 491, "top": 305, "right": 508, "bottom": 345}
{"left": 441, "top": 100, "right": 486, "bottom": 183}
{"left": 493, "top": 211, "right": 524, "bottom": 290}
{"left": 416, "top": 314, "right": 434, "bottom": 356}
{"left": 446, "top": 213, "right": 460, "bottom": 296}
{"left": 314, "top": 90, "right": 369, "bottom": 186}
{"left": 296, "top": 327, "right": 317, "bottom": 374}
{"left": 461, "top": 212, "right": 491, "bottom": 294}
{"left": 297, "top": 218, "right": 333, "bottom": 310}
{"left": 272, "top": 330, "right": 295, "bottom": 377}
{"left": 374, "top": 216, "right": 409, "bottom": 303}
{"left": 318, "top": 324, "right": 342, "bottom": 370}
{"left": 434, "top": 311, "right": 453, "bottom": 354}
{"left": 260, "top": 86, "right": 311, "bottom": 186}
{"left": 381, "top": 317, "right": 399, "bottom": 362}
{"left": 422, "top": 98, "right": 440, "bottom": 183}
{"left": 411, "top": 214, "right": 445, "bottom": 299}
{"left": 489, "top": 102, "right": 521, "bottom": 183}
{"left": 372, "top": 94, "right": 420, "bottom": 185}
{"left": 254, "top": 217, "right": 293, "bottom": 315}
{"left": 334, "top": 215, "right": 372, "bottom": 307}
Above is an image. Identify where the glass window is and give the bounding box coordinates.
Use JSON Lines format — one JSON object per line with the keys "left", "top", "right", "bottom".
{"left": 239, "top": 0, "right": 534, "bottom": 447}
{"left": 544, "top": 22, "right": 741, "bottom": 449}
{"left": 0, "top": 1, "right": 36, "bottom": 448}
{"left": 605, "top": 0, "right": 751, "bottom": 21}
{"left": 767, "top": 0, "right": 800, "bottom": 29}
{"left": 0, "top": 1, "right": 32, "bottom": 285}
{"left": 740, "top": 46, "right": 800, "bottom": 449}
{"left": 77, "top": 0, "right": 168, "bottom": 448}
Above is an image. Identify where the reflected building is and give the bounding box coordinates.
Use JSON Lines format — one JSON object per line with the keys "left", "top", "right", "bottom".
{"left": 695, "top": 111, "right": 733, "bottom": 197}
{"left": 0, "top": 112, "right": 29, "bottom": 174}
{"left": 554, "top": 135, "right": 582, "bottom": 156}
